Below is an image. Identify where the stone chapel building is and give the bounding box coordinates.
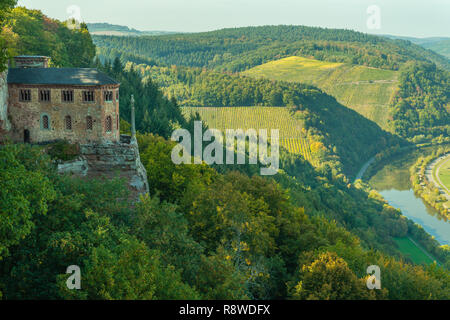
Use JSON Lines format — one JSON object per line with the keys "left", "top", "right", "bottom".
{"left": 3, "top": 55, "right": 120, "bottom": 144}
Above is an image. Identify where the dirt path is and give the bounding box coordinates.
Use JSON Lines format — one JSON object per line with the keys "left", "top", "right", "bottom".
{"left": 354, "top": 156, "right": 375, "bottom": 182}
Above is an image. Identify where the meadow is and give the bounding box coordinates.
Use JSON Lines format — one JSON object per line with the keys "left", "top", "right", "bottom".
{"left": 182, "top": 106, "right": 313, "bottom": 162}
{"left": 243, "top": 56, "right": 399, "bottom": 129}
{"left": 394, "top": 237, "right": 435, "bottom": 265}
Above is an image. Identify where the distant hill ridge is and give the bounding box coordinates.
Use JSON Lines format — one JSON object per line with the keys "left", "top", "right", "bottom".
{"left": 383, "top": 34, "right": 450, "bottom": 59}
{"left": 86, "top": 22, "right": 179, "bottom": 36}
{"left": 93, "top": 24, "right": 450, "bottom": 71}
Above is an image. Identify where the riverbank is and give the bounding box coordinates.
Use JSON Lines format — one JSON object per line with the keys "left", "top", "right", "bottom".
{"left": 364, "top": 146, "right": 450, "bottom": 266}
{"left": 432, "top": 155, "right": 450, "bottom": 200}
{"left": 410, "top": 148, "right": 450, "bottom": 220}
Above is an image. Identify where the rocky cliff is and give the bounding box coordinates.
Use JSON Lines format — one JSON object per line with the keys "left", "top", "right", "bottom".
{"left": 58, "top": 137, "right": 149, "bottom": 200}
{"left": 0, "top": 70, "right": 11, "bottom": 136}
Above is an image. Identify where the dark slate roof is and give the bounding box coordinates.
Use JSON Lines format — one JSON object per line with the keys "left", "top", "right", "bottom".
{"left": 7, "top": 68, "right": 119, "bottom": 86}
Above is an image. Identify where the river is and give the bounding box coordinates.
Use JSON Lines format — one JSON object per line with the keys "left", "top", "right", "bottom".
{"left": 368, "top": 148, "right": 450, "bottom": 246}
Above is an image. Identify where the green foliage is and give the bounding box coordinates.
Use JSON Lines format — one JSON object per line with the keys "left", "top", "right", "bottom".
{"left": 394, "top": 237, "right": 434, "bottom": 265}
{"left": 0, "top": 134, "right": 448, "bottom": 300}
{"left": 0, "top": 144, "right": 55, "bottom": 260}
{"left": 136, "top": 134, "right": 450, "bottom": 300}
{"left": 291, "top": 252, "right": 376, "bottom": 300}
{"left": 390, "top": 62, "right": 450, "bottom": 139}
{"left": 95, "top": 58, "right": 186, "bottom": 139}
{"left": 46, "top": 141, "right": 80, "bottom": 161}
{"left": 0, "top": 0, "right": 17, "bottom": 71}
{"left": 58, "top": 238, "right": 199, "bottom": 300}
{"left": 1, "top": 7, "right": 96, "bottom": 67}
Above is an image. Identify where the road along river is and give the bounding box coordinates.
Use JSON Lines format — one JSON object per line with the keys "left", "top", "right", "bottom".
{"left": 367, "top": 149, "right": 450, "bottom": 246}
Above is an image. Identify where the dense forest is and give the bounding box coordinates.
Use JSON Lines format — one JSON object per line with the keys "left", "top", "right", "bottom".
{"left": 93, "top": 25, "right": 450, "bottom": 72}
{"left": 390, "top": 62, "right": 450, "bottom": 139}
{"left": 1, "top": 137, "right": 449, "bottom": 299}
{"left": 0, "top": 4, "right": 449, "bottom": 300}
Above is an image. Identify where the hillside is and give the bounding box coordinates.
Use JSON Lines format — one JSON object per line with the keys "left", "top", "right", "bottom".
{"left": 1, "top": 7, "right": 96, "bottom": 68}
{"left": 423, "top": 40, "right": 450, "bottom": 59}
{"left": 182, "top": 106, "right": 314, "bottom": 163}
{"left": 132, "top": 63, "right": 401, "bottom": 175}
{"left": 384, "top": 35, "right": 450, "bottom": 59}
{"left": 243, "top": 56, "right": 399, "bottom": 129}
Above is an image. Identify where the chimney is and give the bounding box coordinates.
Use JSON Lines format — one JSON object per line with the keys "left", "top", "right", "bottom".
{"left": 13, "top": 56, "right": 50, "bottom": 68}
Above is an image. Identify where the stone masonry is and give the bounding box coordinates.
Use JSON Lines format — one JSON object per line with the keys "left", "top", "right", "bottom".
{"left": 57, "top": 138, "right": 149, "bottom": 199}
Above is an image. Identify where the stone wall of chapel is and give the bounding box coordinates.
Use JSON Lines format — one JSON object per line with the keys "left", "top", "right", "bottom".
{"left": 7, "top": 84, "right": 120, "bottom": 144}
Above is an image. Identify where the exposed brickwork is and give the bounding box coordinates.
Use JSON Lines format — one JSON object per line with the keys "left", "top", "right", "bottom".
{"left": 7, "top": 84, "right": 120, "bottom": 144}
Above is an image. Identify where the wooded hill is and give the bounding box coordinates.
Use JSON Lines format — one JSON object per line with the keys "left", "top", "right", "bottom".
{"left": 94, "top": 25, "right": 450, "bottom": 143}
{"left": 1, "top": 5, "right": 449, "bottom": 300}
{"left": 1, "top": 7, "right": 95, "bottom": 68}
{"left": 93, "top": 25, "right": 450, "bottom": 72}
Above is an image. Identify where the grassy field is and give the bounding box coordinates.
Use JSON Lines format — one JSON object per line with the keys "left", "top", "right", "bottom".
{"left": 242, "top": 56, "right": 399, "bottom": 129}
{"left": 394, "top": 237, "right": 435, "bottom": 265}
{"left": 438, "top": 157, "right": 450, "bottom": 191}
{"left": 182, "top": 106, "right": 313, "bottom": 162}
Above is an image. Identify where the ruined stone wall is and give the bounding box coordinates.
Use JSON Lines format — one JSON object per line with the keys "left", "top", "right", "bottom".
{"left": 7, "top": 84, "right": 120, "bottom": 144}
{"left": 58, "top": 139, "right": 149, "bottom": 199}
{"left": 0, "top": 70, "right": 11, "bottom": 137}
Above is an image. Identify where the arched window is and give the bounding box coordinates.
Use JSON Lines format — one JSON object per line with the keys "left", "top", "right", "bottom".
{"left": 41, "top": 114, "right": 50, "bottom": 130}
{"left": 65, "top": 115, "right": 72, "bottom": 130}
{"left": 105, "top": 116, "right": 112, "bottom": 133}
{"left": 86, "top": 116, "right": 93, "bottom": 131}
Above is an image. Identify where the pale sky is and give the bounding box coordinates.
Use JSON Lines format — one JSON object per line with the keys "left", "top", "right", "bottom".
{"left": 17, "top": 0, "right": 450, "bottom": 38}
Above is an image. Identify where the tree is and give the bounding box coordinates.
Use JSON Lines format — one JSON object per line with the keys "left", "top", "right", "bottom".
{"left": 291, "top": 252, "right": 375, "bottom": 300}
{"left": 0, "top": 144, "right": 55, "bottom": 261}
{"left": 0, "top": 0, "right": 17, "bottom": 71}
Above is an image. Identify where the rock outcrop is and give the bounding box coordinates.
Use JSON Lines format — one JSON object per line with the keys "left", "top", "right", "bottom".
{"left": 0, "top": 70, "right": 11, "bottom": 136}
{"left": 58, "top": 136, "right": 149, "bottom": 200}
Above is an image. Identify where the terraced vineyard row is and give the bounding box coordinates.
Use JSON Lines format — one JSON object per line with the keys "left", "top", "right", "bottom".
{"left": 280, "top": 138, "right": 313, "bottom": 162}
{"left": 182, "top": 106, "right": 314, "bottom": 163}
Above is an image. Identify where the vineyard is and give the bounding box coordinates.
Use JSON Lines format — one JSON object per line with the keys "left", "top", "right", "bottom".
{"left": 243, "top": 56, "right": 399, "bottom": 129}
{"left": 182, "top": 106, "right": 314, "bottom": 163}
